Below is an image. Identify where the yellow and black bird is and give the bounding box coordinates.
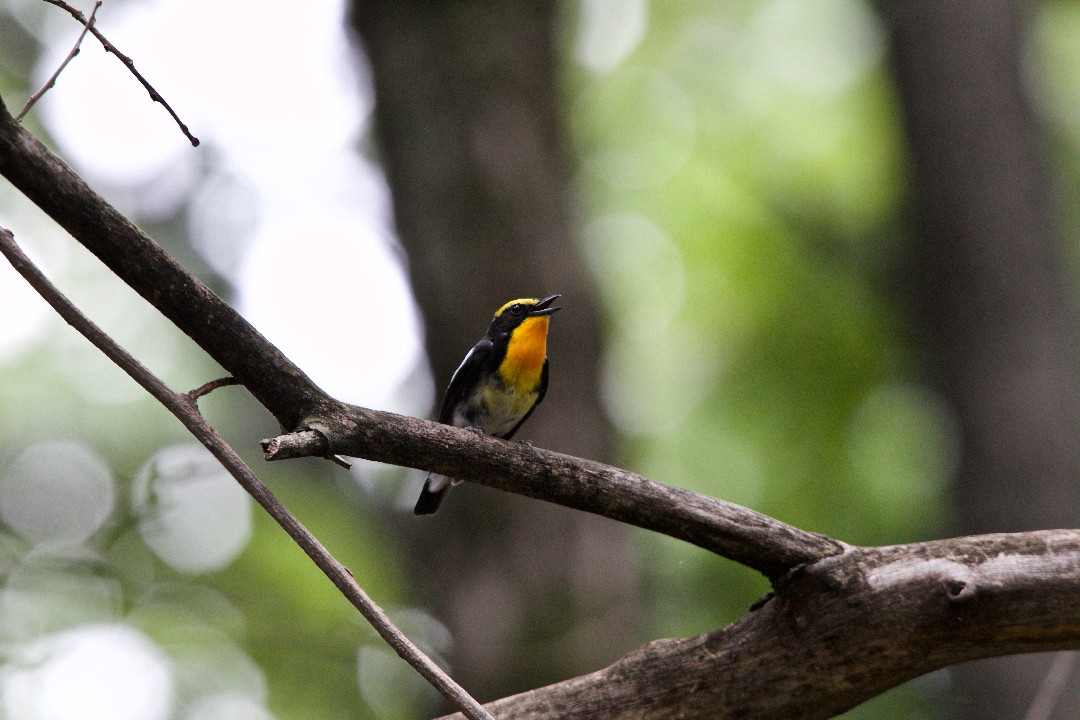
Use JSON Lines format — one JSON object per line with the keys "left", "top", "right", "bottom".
{"left": 414, "top": 294, "right": 562, "bottom": 515}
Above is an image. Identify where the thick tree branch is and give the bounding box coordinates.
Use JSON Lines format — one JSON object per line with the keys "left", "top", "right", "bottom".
{"left": 438, "top": 530, "right": 1080, "bottom": 720}
{"left": 264, "top": 409, "right": 830, "bottom": 580}
{"left": 4, "top": 86, "right": 1080, "bottom": 719}
{"left": 0, "top": 92, "right": 321, "bottom": 428}
{"left": 265, "top": 422, "right": 843, "bottom": 579}
{"left": 0, "top": 225, "right": 494, "bottom": 720}
{"left": 0, "top": 88, "right": 840, "bottom": 580}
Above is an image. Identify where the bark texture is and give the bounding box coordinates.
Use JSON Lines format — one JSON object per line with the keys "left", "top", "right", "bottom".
{"left": 437, "top": 531, "right": 1080, "bottom": 720}
{"left": 882, "top": 1, "right": 1080, "bottom": 716}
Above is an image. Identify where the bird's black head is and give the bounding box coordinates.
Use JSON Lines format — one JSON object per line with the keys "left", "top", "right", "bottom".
{"left": 487, "top": 294, "right": 561, "bottom": 337}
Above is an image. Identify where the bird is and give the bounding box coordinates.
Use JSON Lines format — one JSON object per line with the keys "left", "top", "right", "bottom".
{"left": 414, "top": 294, "right": 561, "bottom": 515}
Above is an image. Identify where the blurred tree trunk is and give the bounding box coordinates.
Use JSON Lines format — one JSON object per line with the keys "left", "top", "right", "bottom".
{"left": 349, "top": 0, "right": 642, "bottom": 704}
{"left": 882, "top": 1, "right": 1080, "bottom": 717}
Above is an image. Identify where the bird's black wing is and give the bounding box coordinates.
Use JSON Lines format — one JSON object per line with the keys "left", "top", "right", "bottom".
{"left": 501, "top": 358, "right": 549, "bottom": 440}
{"left": 437, "top": 338, "right": 494, "bottom": 424}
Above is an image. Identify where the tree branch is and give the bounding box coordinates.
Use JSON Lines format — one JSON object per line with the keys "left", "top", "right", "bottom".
{"left": 265, "top": 422, "right": 844, "bottom": 579}
{"left": 186, "top": 375, "right": 239, "bottom": 402}
{"left": 438, "top": 530, "right": 1080, "bottom": 720}
{"left": 4, "top": 84, "right": 1080, "bottom": 718}
{"left": 39, "top": 0, "right": 199, "bottom": 146}
{"left": 17, "top": 0, "right": 101, "bottom": 121}
{"left": 0, "top": 226, "right": 494, "bottom": 720}
{"left": 0, "top": 92, "right": 320, "bottom": 427}
{"left": 0, "top": 87, "right": 841, "bottom": 580}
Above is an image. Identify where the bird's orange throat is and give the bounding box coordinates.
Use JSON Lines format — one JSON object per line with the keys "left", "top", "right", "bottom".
{"left": 499, "top": 316, "right": 549, "bottom": 392}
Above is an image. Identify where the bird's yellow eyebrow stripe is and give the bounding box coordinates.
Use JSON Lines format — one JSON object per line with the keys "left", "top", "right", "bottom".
{"left": 495, "top": 298, "right": 539, "bottom": 317}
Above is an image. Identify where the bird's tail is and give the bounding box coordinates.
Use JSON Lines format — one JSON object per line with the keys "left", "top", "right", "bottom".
{"left": 414, "top": 473, "right": 451, "bottom": 515}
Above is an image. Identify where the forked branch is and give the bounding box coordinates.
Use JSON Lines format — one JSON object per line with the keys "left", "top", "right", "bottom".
{"left": 436, "top": 530, "right": 1080, "bottom": 720}
{"left": 3, "top": 85, "right": 1080, "bottom": 720}
{"left": 39, "top": 0, "right": 199, "bottom": 145}
{"left": 17, "top": 1, "right": 101, "bottom": 121}
{"left": 0, "top": 226, "right": 493, "bottom": 720}
{"left": 0, "top": 89, "right": 842, "bottom": 580}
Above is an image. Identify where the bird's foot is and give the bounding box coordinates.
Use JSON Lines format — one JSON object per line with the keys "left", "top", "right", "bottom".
{"left": 517, "top": 439, "right": 539, "bottom": 454}
{"left": 465, "top": 426, "right": 486, "bottom": 438}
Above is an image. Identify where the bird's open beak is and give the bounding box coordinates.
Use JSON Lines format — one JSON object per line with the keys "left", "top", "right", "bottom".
{"left": 530, "top": 294, "right": 562, "bottom": 316}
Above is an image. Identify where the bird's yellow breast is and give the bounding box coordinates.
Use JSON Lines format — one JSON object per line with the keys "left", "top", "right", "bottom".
{"left": 498, "top": 316, "right": 549, "bottom": 394}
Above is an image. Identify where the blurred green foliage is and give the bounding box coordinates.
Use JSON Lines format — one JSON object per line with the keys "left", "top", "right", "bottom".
{"left": 569, "top": 0, "right": 962, "bottom": 717}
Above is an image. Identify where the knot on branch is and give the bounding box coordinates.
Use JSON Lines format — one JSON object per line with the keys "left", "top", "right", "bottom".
{"left": 945, "top": 578, "right": 976, "bottom": 604}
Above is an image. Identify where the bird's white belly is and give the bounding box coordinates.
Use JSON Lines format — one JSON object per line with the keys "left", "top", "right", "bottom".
{"left": 454, "top": 379, "right": 537, "bottom": 437}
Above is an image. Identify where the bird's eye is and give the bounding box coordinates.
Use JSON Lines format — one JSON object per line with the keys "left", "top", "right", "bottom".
{"left": 510, "top": 304, "right": 525, "bottom": 316}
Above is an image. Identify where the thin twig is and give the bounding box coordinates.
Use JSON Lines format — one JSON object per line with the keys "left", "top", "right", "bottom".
{"left": 0, "top": 226, "right": 493, "bottom": 720}
{"left": 17, "top": 0, "right": 101, "bottom": 121}
{"left": 40, "top": 0, "right": 200, "bottom": 146}
{"left": 186, "top": 375, "right": 239, "bottom": 402}
{"left": 261, "top": 429, "right": 351, "bottom": 470}
{"left": 326, "top": 453, "right": 352, "bottom": 469}
{"left": 1021, "top": 651, "right": 1078, "bottom": 720}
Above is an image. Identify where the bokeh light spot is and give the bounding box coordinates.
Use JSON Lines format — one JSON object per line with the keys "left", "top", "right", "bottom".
{"left": 0, "top": 442, "right": 114, "bottom": 548}
{"left": 2, "top": 623, "right": 174, "bottom": 720}
{"left": 133, "top": 445, "right": 251, "bottom": 574}
{"left": 574, "top": 0, "right": 648, "bottom": 73}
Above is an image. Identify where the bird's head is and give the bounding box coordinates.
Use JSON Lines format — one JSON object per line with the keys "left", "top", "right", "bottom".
{"left": 488, "top": 294, "right": 561, "bottom": 337}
